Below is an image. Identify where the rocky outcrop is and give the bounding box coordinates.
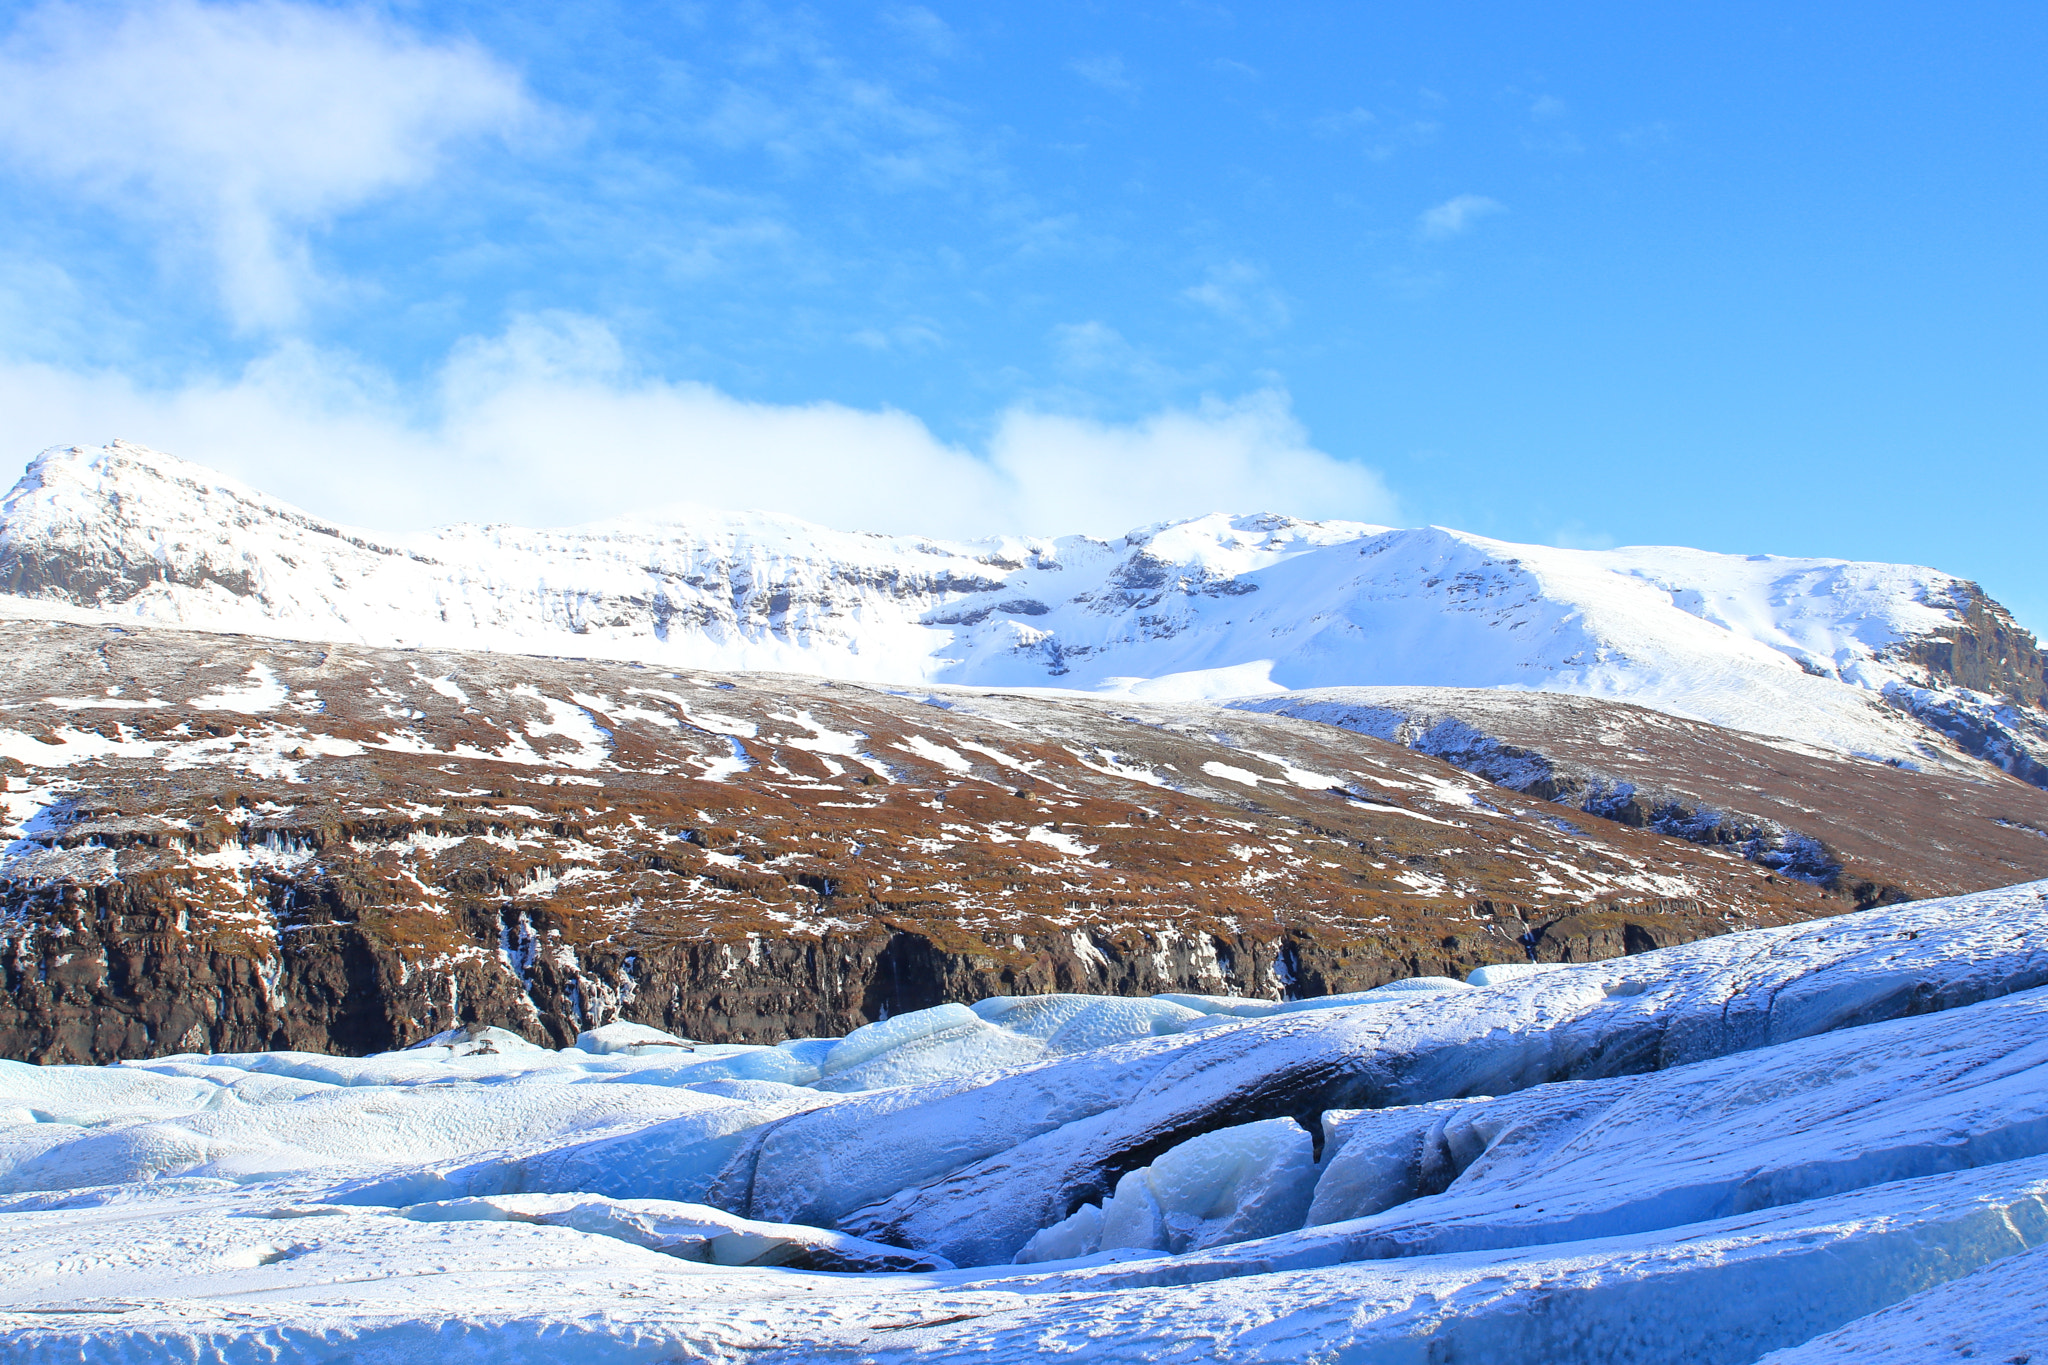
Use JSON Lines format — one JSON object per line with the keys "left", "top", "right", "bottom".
{"left": 1890, "top": 580, "right": 2048, "bottom": 709}
{"left": 1862, "top": 582, "right": 2048, "bottom": 790}
{"left": 1882, "top": 682, "right": 2048, "bottom": 791}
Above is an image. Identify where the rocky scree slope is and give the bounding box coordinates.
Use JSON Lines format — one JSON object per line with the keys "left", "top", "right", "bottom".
{"left": 4, "top": 442, "right": 2046, "bottom": 783}
{"left": 0, "top": 619, "right": 1884, "bottom": 1064}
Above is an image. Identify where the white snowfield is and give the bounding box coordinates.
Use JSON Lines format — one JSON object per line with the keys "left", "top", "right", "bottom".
{"left": 5, "top": 882, "right": 2048, "bottom": 1362}
{"left": 0, "top": 441, "right": 2016, "bottom": 768}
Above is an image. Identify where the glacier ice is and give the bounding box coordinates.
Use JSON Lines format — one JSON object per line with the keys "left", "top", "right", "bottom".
{"left": 393, "top": 1192, "right": 950, "bottom": 1271}
{"left": 754, "top": 882, "right": 2048, "bottom": 1267}
{"left": 803, "top": 1157, "right": 2048, "bottom": 1364}
{"left": 1465, "top": 960, "right": 1570, "bottom": 987}
{"left": 1013, "top": 1198, "right": 1104, "bottom": 1264}
{"left": 5, "top": 879, "right": 2048, "bottom": 1362}
{"left": 404, "top": 1022, "right": 547, "bottom": 1056}
{"left": 1043, "top": 1116, "right": 1321, "bottom": 1260}
{"left": 1756, "top": 1239, "right": 2048, "bottom": 1364}
{"left": 813, "top": 1003, "right": 1045, "bottom": 1093}
{"left": 971, "top": 992, "right": 1207, "bottom": 1050}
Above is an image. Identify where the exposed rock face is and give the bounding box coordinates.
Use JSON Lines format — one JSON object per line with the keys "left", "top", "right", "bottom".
{"left": 1231, "top": 687, "right": 2048, "bottom": 907}
{"left": 1861, "top": 581, "right": 2048, "bottom": 788}
{"left": 1892, "top": 580, "right": 2048, "bottom": 709}
{"left": 0, "top": 621, "right": 1873, "bottom": 1064}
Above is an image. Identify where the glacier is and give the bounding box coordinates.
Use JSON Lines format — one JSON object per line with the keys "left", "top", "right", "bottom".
{"left": 3, "top": 880, "right": 2048, "bottom": 1361}
{"left": 0, "top": 440, "right": 2029, "bottom": 771}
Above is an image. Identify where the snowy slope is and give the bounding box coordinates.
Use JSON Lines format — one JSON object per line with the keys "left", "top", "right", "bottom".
{"left": 0, "top": 441, "right": 2027, "bottom": 768}
{"left": 4, "top": 882, "right": 2048, "bottom": 1362}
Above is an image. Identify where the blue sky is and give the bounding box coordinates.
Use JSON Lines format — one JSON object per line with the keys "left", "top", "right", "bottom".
{"left": 1, "top": 1, "right": 2043, "bottom": 629}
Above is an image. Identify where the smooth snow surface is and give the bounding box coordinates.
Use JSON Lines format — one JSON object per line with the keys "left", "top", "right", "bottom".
{"left": 0, "top": 442, "right": 2015, "bottom": 767}
{"left": 6, "top": 881, "right": 2048, "bottom": 1361}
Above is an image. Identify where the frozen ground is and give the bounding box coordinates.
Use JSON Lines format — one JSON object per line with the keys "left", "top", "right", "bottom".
{"left": 4, "top": 881, "right": 2048, "bottom": 1362}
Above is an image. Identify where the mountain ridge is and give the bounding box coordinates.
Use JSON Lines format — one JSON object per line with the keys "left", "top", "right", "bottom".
{"left": 3, "top": 440, "right": 2045, "bottom": 786}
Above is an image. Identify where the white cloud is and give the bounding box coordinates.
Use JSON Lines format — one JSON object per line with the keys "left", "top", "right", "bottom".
{"left": 847, "top": 320, "right": 944, "bottom": 352}
{"left": 1309, "top": 107, "right": 1379, "bottom": 136}
{"left": 1307, "top": 105, "right": 1439, "bottom": 160}
{"left": 0, "top": 314, "right": 1398, "bottom": 540}
{"left": 986, "top": 394, "right": 1393, "bottom": 537}
{"left": 0, "top": 0, "right": 533, "bottom": 329}
{"left": 1416, "top": 194, "right": 1505, "bottom": 240}
{"left": 1181, "top": 261, "right": 1291, "bottom": 333}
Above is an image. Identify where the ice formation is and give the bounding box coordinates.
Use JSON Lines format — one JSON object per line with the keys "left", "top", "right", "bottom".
{"left": 0, "top": 880, "right": 2045, "bottom": 1360}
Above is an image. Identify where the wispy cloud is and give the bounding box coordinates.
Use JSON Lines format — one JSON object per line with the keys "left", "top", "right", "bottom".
{"left": 1048, "top": 321, "right": 1189, "bottom": 393}
{"left": 849, "top": 319, "right": 945, "bottom": 352}
{"left": 1522, "top": 93, "right": 1583, "bottom": 155}
{"left": 0, "top": 0, "right": 535, "bottom": 331}
{"left": 1181, "top": 261, "right": 1291, "bottom": 333}
{"left": 879, "top": 5, "right": 959, "bottom": 59}
{"left": 1416, "top": 194, "right": 1505, "bottom": 240}
{"left": 1309, "top": 107, "right": 1379, "bottom": 136}
{"left": 1069, "top": 53, "right": 1138, "bottom": 97}
{"left": 695, "top": 16, "right": 999, "bottom": 194}
{"left": 1617, "top": 121, "right": 1674, "bottom": 149}
{"left": 1307, "top": 105, "right": 1439, "bottom": 160}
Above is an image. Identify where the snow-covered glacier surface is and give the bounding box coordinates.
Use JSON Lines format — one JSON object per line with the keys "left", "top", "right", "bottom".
{"left": 5, "top": 881, "right": 2048, "bottom": 1362}
{"left": 0, "top": 441, "right": 2004, "bottom": 766}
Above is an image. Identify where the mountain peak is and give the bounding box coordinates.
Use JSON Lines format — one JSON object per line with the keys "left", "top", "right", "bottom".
{"left": 0, "top": 442, "right": 2041, "bottom": 784}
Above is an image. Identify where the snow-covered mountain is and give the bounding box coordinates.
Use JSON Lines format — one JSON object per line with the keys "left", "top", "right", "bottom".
{"left": 4, "top": 440, "right": 2043, "bottom": 774}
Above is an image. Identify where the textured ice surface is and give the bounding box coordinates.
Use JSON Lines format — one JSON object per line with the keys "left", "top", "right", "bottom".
{"left": 1756, "top": 1240, "right": 2048, "bottom": 1364}
{"left": 573, "top": 1021, "right": 696, "bottom": 1055}
{"left": 392, "top": 1192, "right": 951, "bottom": 1271}
{"left": 1028, "top": 1116, "right": 1320, "bottom": 1260}
{"left": 5, "top": 880, "right": 2048, "bottom": 1362}
{"left": 753, "top": 883, "right": 2048, "bottom": 1267}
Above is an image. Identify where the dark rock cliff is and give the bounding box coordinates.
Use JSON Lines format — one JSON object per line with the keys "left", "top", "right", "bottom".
{"left": 1893, "top": 581, "right": 2048, "bottom": 709}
